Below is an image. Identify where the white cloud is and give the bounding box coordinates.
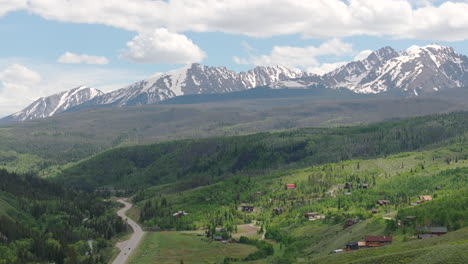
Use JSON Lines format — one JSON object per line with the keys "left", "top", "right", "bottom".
{"left": 0, "top": 64, "right": 42, "bottom": 116}
{"left": 233, "top": 39, "right": 354, "bottom": 74}
{"left": 122, "top": 28, "right": 206, "bottom": 64}
{"left": 0, "top": 61, "right": 148, "bottom": 117}
{"left": 0, "top": 0, "right": 465, "bottom": 41}
{"left": 354, "top": 50, "right": 373, "bottom": 61}
{"left": 0, "top": 64, "right": 41, "bottom": 88}
{"left": 307, "top": 62, "right": 348, "bottom": 75}
{"left": 0, "top": 0, "right": 27, "bottom": 16}
{"left": 57, "top": 52, "right": 109, "bottom": 65}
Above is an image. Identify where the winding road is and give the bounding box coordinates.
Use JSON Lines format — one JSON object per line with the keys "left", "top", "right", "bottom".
{"left": 112, "top": 199, "right": 145, "bottom": 264}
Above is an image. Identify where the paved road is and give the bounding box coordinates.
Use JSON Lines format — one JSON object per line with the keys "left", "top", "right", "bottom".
{"left": 112, "top": 199, "right": 145, "bottom": 264}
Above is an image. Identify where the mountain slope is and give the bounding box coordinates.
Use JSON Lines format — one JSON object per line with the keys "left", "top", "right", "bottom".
{"left": 85, "top": 63, "right": 308, "bottom": 107}
{"left": 3, "top": 86, "right": 103, "bottom": 122}
{"left": 277, "top": 44, "right": 468, "bottom": 96}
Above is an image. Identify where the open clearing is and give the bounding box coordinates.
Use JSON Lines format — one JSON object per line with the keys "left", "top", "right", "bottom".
{"left": 128, "top": 231, "right": 257, "bottom": 264}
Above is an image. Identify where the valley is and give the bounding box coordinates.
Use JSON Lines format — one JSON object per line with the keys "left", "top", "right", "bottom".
{"left": 3, "top": 2, "right": 468, "bottom": 263}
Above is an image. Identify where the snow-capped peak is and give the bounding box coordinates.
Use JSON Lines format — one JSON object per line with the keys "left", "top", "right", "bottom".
{"left": 9, "top": 86, "right": 104, "bottom": 121}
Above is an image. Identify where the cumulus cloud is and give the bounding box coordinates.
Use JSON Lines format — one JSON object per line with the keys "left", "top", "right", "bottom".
{"left": 57, "top": 52, "right": 109, "bottom": 65}
{"left": 0, "top": 61, "right": 148, "bottom": 117}
{"left": 307, "top": 62, "right": 348, "bottom": 75}
{"left": 234, "top": 39, "right": 354, "bottom": 74}
{"left": 354, "top": 50, "right": 373, "bottom": 61}
{"left": 0, "top": 0, "right": 27, "bottom": 16}
{"left": 0, "top": 0, "right": 465, "bottom": 41}
{"left": 0, "top": 64, "right": 41, "bottom": 89}
{"left": 122, "top": 28, "right": 206, "bottom": 64}
{"left": 0, "top": 64, "right": 42, "bottom": 116}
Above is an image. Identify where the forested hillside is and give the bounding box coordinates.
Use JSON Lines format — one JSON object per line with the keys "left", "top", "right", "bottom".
{"left": 1, "top": 95, "right": 466, "bottom": 174}
{"left": 129, "top": 139, "right": 468, "bottom": 263}
{"left": 0, "top": 169, "right": 127, "bottom": 264}
{"left": 58, "top": 112, "right": 468, "bottom": 190}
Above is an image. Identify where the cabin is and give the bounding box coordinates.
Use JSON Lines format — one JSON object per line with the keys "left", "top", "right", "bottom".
{"left": 371, "top": 208, "right": 379, "bottom": 214}
{"left": 273, "top": 208, "right": 285, "bottom": 215}
{"left": 332, "top": 249, "right": 344, "bottom": 254}
{"left": 304, "top": 212, "right": 320, "bottom": 218}
{"left": 343, "top": 219, "right": 357, "bottom": 229}
{"left": 426, "top": 226, "right": 448, "bottom": 236}
{"left": 214, "top": 236, "right": 223, "bottom": 241}
{"left": 418, "top": 234, "right": 438, "bottom": 239}
{"left": 365, "top": 235, "right": 393, "bottom": 247}
{"left": 346, "top": 242, "right": 359, "bottom": 250}
{"left": 358, "top": 241, "right": 366, "bottom": 248}
{"left": 344, "top": 182, "right": 353, "bottom": 189}
{"left": 304, "top": 212, "right": 325, "bottom": 221}
{"left": 361, "top": 183, "right": 370, "bottom": 189}
{"left": 419, "top": 195, "right": 433, "bottom": 201}
{"left": 173, "top": 211, "right": 189, "bottom": 218}
{"left": 376, "top": 200, "right": 390, "bottom": 206}
{"left": 285, "top": 184, "right": 296, "bottom": 190}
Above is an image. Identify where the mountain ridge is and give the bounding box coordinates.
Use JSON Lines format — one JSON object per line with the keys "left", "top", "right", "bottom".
{"left": 4, "top": 44, "right": 468, "bottom": 122}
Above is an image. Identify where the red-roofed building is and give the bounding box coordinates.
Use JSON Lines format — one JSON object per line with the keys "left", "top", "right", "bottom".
{"left": 365, "top": 235, "right": 392, "bottom": 247}
{"left": 285, "top": 184, "right": 296, "bottom": 190}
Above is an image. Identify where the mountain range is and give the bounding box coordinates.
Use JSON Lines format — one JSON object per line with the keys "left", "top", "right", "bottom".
{"left": 3, "top": 44, "right": 468, "bottom": 122}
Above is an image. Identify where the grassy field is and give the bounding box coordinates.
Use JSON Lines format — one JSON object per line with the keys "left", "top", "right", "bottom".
{"left": 311, "top": 227, "right": 468, "bottom": 264}
{"left": 128, "top": 231, "right": 258, "bottom": 264}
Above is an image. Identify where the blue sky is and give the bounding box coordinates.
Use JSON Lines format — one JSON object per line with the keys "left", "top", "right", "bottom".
{"left": 1, "top": 0, "right": 468, "bottom": 115}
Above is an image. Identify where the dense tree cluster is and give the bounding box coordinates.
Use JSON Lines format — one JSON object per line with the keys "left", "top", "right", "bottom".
{"left": 0, "top": 169, "right": 126, "bottom": 264}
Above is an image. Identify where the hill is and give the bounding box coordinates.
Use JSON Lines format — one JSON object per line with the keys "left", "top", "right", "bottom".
{"left": 0, "top": 169, "right": 127, "bottom": 263}
{"left": 56, "top": 111, "right": 468, "bottom": 190}
{"left": 1, "top": 95, "right": 466, "bottom": 175}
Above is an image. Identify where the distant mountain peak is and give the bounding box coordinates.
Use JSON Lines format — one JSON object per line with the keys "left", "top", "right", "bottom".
{"left": 8, "top": 86, "right": 103, "bottom": 121}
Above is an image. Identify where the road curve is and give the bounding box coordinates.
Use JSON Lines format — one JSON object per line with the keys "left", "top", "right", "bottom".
{"left": 112, "top": 199, "right": 145, "bottom": 264}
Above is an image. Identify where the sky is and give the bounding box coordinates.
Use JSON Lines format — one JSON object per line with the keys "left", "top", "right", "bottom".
{"left": 2, "top": 0, "right": 468, "bottom": 116}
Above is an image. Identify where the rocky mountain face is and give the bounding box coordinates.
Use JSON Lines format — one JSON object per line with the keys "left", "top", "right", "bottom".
{"left": 85, "top": 64, "right": 308, "bottom": 107}
{"left": 275, "top": 44, "right": 468, "bottom": 96}
{"left": 4, "top": 44, "right": 468, "bottom": 122}
{"left": 5, "top": 86, "right": 103, "bottom": 121}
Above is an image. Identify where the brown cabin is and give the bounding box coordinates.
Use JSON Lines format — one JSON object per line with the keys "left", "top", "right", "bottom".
{"left": 343, "top": 219, "right": 357, "bottom": 229}
{"left": 376, "top": 200, "right": 390, "bottom": 206}
{"left": 285, "top": 184, "right": 296, "bottom": 190}
{"left": 365, "top": 235, "right": 392, "bottom": 247}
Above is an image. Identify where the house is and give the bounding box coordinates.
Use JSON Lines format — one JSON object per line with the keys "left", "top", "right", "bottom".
{"left": 285, "top": 184, "right": 296, "bottom": 190}
{"left": 371, "top": 208, "right": 379, "bottom": 214}
{"left": 358, "top": 241, "right": 366, "bottom": 248}
{"left": 344, "top": 182, "right": 353, "bottom": 189}
{"left": 304, "top": 212, "right": 325, "bottom": 221}
{"left": 332, "top": 249, "right": 344, "bottom": 254}
{"left": 419, "top": 195, "right": 433, "bottom": 201}
{"left": 173, "top": 211, "right": 189, "bottom": 218}
{"left": 361, "top": 183, "right": 370, "bottom": 189}
{"left": 427, "top": 226, "right": 448, "bottom": 235}
{"left": 214, "top": 236, "right": 223, "bottom": 241}
{"left": 346, "top": 242, "right": 359, "bottom": 250}
{"left": 343, "top": 219, "right": 357, "bottom": 229}
{"left": 273, "top": 208, "right": 285, "bottom": 215}
{"left": 376, "top": 200, "right": 390, "bottom": 206}
{"left": 241, "top": 205, "right": 254, "bottom": 212}
{"left": 418, "top": 234, "right": 438, "bottom": 239}
{"left": 365, "top": 235, "right": 393, "bottom": 247}
{"left": 304, "top": 212, "right": 320, "bottom": 218}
